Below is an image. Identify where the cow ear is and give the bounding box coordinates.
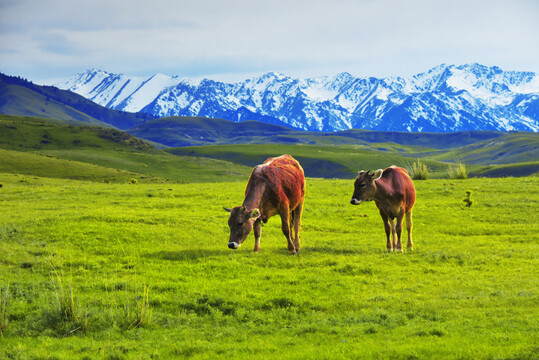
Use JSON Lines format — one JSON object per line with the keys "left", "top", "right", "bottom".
{"left": 223, "top": 207, "right": 232, "bottom": 213}
{"left": 249, "top": 208, "right": 261, "bottom": 219}
{"left": 372, "top": 169, "right": 383, "bottom": 181}
{"left": 240, "top": 206, "right": 246, "bottom": 213}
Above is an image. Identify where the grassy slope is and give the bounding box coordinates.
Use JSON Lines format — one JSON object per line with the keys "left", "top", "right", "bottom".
{"left": 0, "top": 175, "right": 537, "bottom": 359}
{"left": 131, "top": 117, "right": 539, "bottom": 177}
{"left": 167, "top": 140, "right": 539, "bottom": 178}
{"left": 0, "top": 84, "right": 113, "bottom": 127}
{"left": 0, "top": 115, "right": 251, "bottom": 183}
{"left": 1, "top": 115, "right": 537, "bottom": 182}
{"left": 427, "top": 132, "right": 539, "bottom": 164}
{"left": 127, "top": 116, "right": 300, "bottom": 147}
{"left": 0, "top": 148, "right": 163, "bottom": 182}
{"left": 166, "top": 144, "right": 480, "bottom": 179}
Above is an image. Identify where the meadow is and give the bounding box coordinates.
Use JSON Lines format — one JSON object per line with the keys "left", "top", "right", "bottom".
{"left": 0, "top": 173, "right": 537, "bottom": 359}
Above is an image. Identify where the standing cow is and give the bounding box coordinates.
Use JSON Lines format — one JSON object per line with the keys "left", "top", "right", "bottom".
{"left": 224, "top": 154, "right": 305, "bottom": 254}
{"left": 350, "top": 166, "right": 416, "bottom": 252}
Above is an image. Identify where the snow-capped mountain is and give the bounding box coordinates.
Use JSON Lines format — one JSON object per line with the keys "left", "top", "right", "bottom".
{"left": 57, "top": 64, "right": 539, "bottom": 132}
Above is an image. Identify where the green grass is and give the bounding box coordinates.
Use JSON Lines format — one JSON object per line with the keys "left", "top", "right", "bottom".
{"left": 0, "top": 115, "right": 252, "bottom": 183}
{"left": 0, "top": 173, "right": 537, "bottom": 359}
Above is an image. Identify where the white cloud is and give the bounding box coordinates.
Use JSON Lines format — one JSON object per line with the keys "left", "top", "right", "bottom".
{"left": 1, "top": 0, "right": 538, "bottom": 83}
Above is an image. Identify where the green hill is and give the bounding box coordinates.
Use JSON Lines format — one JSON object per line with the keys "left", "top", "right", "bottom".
{"left": 0, "top": 148, "right": 161, "bottom": 182}
{"left": 426, "top": 133, "right": 539, "bottom": 165}
{"left": 1, "top": 113, "right": 537, "bottom": 181}
{"left": 127, "top": 116, "right": 306, "bottom": 147}
{"left": 0, "top": 115, "right": 251, "bottom": 183}
{"left": 167, "top": 142, "right": 539, "bottom": 179}
{"left": 126, "top": 116, "right": 513, "bottom": 150}
{"left": 0, "top": 73, "right": 154, "bottom": 129}
{"left": 166, "top": 144, "right": 449, "bottom": 178}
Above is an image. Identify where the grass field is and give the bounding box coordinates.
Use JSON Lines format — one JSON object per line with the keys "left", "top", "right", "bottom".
{"left": 0, "top": 174, "right": 537, "bottom": 359}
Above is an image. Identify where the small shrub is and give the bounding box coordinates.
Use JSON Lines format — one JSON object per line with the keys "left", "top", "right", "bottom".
{"left": 129, "top": 178, "right": 138, "bottom": 184}
{"left": 463, "top": 190, "right": 473, "bottom": 207}
{"left": 448, "top": 161, "right": 469, "bottom": 179}
{"left": 264, "top": 297, "right": 296, "bottom": 310}
{"left": 181, "top": 295, "right": 235, "bottom": 316}
{"left": 410, "top": 159, "right": 428, "bottom": 180}
{"left": 0, "top": 183, "right": 4, "bottom": 188}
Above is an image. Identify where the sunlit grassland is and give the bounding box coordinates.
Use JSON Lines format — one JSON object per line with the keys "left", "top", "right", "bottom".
{"left": 0, "top": 174, "right": 537, "bottom": 359}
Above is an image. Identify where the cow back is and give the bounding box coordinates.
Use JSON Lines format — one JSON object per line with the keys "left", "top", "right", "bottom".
{"left": 377, "top": 166, "right": 415, "bottom": 213}
{"left": 245, "top": 155, "right": 305, "bottom": 208}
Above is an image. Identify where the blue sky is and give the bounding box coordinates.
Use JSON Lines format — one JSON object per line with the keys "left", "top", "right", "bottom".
{"left": 1, "top": 0, "right": 538, "bottom": 84}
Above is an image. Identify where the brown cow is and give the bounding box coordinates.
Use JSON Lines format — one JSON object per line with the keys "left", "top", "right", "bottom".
{"left": 350, "top": 166, "right": 416, "bottom": 252}
{"left": 224, "top": 154, "right": 305, "bottom": 254}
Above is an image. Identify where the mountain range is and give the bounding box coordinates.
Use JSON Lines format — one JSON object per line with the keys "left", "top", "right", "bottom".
{"left": 58, "top": 63, "right": 539, "bottom": 132}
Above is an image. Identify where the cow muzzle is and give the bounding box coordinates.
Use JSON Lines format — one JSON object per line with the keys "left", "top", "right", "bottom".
{"left": 228, "top": 242, "right": 241, "bottom": 250}
{"left": 350, "top": 198, "right": 361, "bottom": 205}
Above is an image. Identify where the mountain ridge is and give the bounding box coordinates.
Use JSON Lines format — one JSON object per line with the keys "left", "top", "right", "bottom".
{"left": 0, "top": 73, "right": 155, "bottom": 129}
{"left": 57, "top": 63, "right": 539, "bottom": 132}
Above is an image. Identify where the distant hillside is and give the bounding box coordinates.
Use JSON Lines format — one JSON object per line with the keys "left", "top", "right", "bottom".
{"left": 0, "top": 114, "right": 152, "bottom": 152}
{"left": 167, "top": 143, "right": 539, "bottom": 178}
{"left": 427, "top": 132, "right": 539, "bottom": 165}
{"left": 0, "top": 115, "right": 251, "bottom": 183}
{"left": 0, "top": 73, "right": 155, "bottom": 129}
{"left": 128, "top": 115, "right": 510, "bottom": 150}
{"left": 127, "top": 116, "right": 301, "bottom": 147}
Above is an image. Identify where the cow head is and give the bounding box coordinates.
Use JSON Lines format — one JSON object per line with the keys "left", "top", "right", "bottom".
{"left": 350, "top": 169, "right": 383, "bottom": 205}
{"left": 223, "top": 206, "right": 261, "bottom": 249}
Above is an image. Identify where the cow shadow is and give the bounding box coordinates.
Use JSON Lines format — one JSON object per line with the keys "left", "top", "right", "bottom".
{"left": 300, "top": 246, "right": 368, "bottom": 255}
{"left": 145, "top": 249, "right": 230, "bottom": 262}
{"left": 146, "top": 246, "right": 367, "bottom": 261}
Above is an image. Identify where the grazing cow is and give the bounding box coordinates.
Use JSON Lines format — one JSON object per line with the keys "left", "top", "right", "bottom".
{"left": 350, "top": 166, "right": 416, "bottom": 252}
{"left": 224, "top": 154, "right": 305, "bottom": 254}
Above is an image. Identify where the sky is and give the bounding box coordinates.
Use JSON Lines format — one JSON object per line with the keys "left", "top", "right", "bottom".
{"left": 1, "top": 0, "right": 538, "bottom": 84}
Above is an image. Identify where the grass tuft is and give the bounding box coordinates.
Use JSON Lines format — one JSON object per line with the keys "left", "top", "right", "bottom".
{"left": 49, "top": 266, "right": 88, "bottom": 335}
{"left": 132, "top": 284, "right": 152, "bottom": 328}
{"left": 1, "top": 284, "right": 9, "bottom": 336}
{"left": 448, "top": 161, "right": 469, "bottom": 179}
{"left": 409, "top": 158, "right": 429, "bottom": 180}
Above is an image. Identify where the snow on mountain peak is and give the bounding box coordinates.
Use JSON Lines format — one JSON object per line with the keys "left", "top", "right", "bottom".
{"left": 57, "top": 64, "right": 539, "bottom": 132}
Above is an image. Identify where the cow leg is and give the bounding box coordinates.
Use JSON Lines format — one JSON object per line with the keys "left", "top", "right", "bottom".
{"left": 280, "top": 208, "right": 296, "bottom": 254}
{"left": 395, "top": 213, "right": 404, "bottom": 252}
{"left": 389, "top": 218, "right": 398, "bottom": 251}
{"left": 379, "top": 210, "right": 393, "bottom": 252}
{"left": 406, "top": 211, "right": 413, "bottom": 250}
{"left": 253, "top": 218, "right": 262, "bottom": 253}
{"left": 292, "top": 202, "right": 303, "bottom": 252}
